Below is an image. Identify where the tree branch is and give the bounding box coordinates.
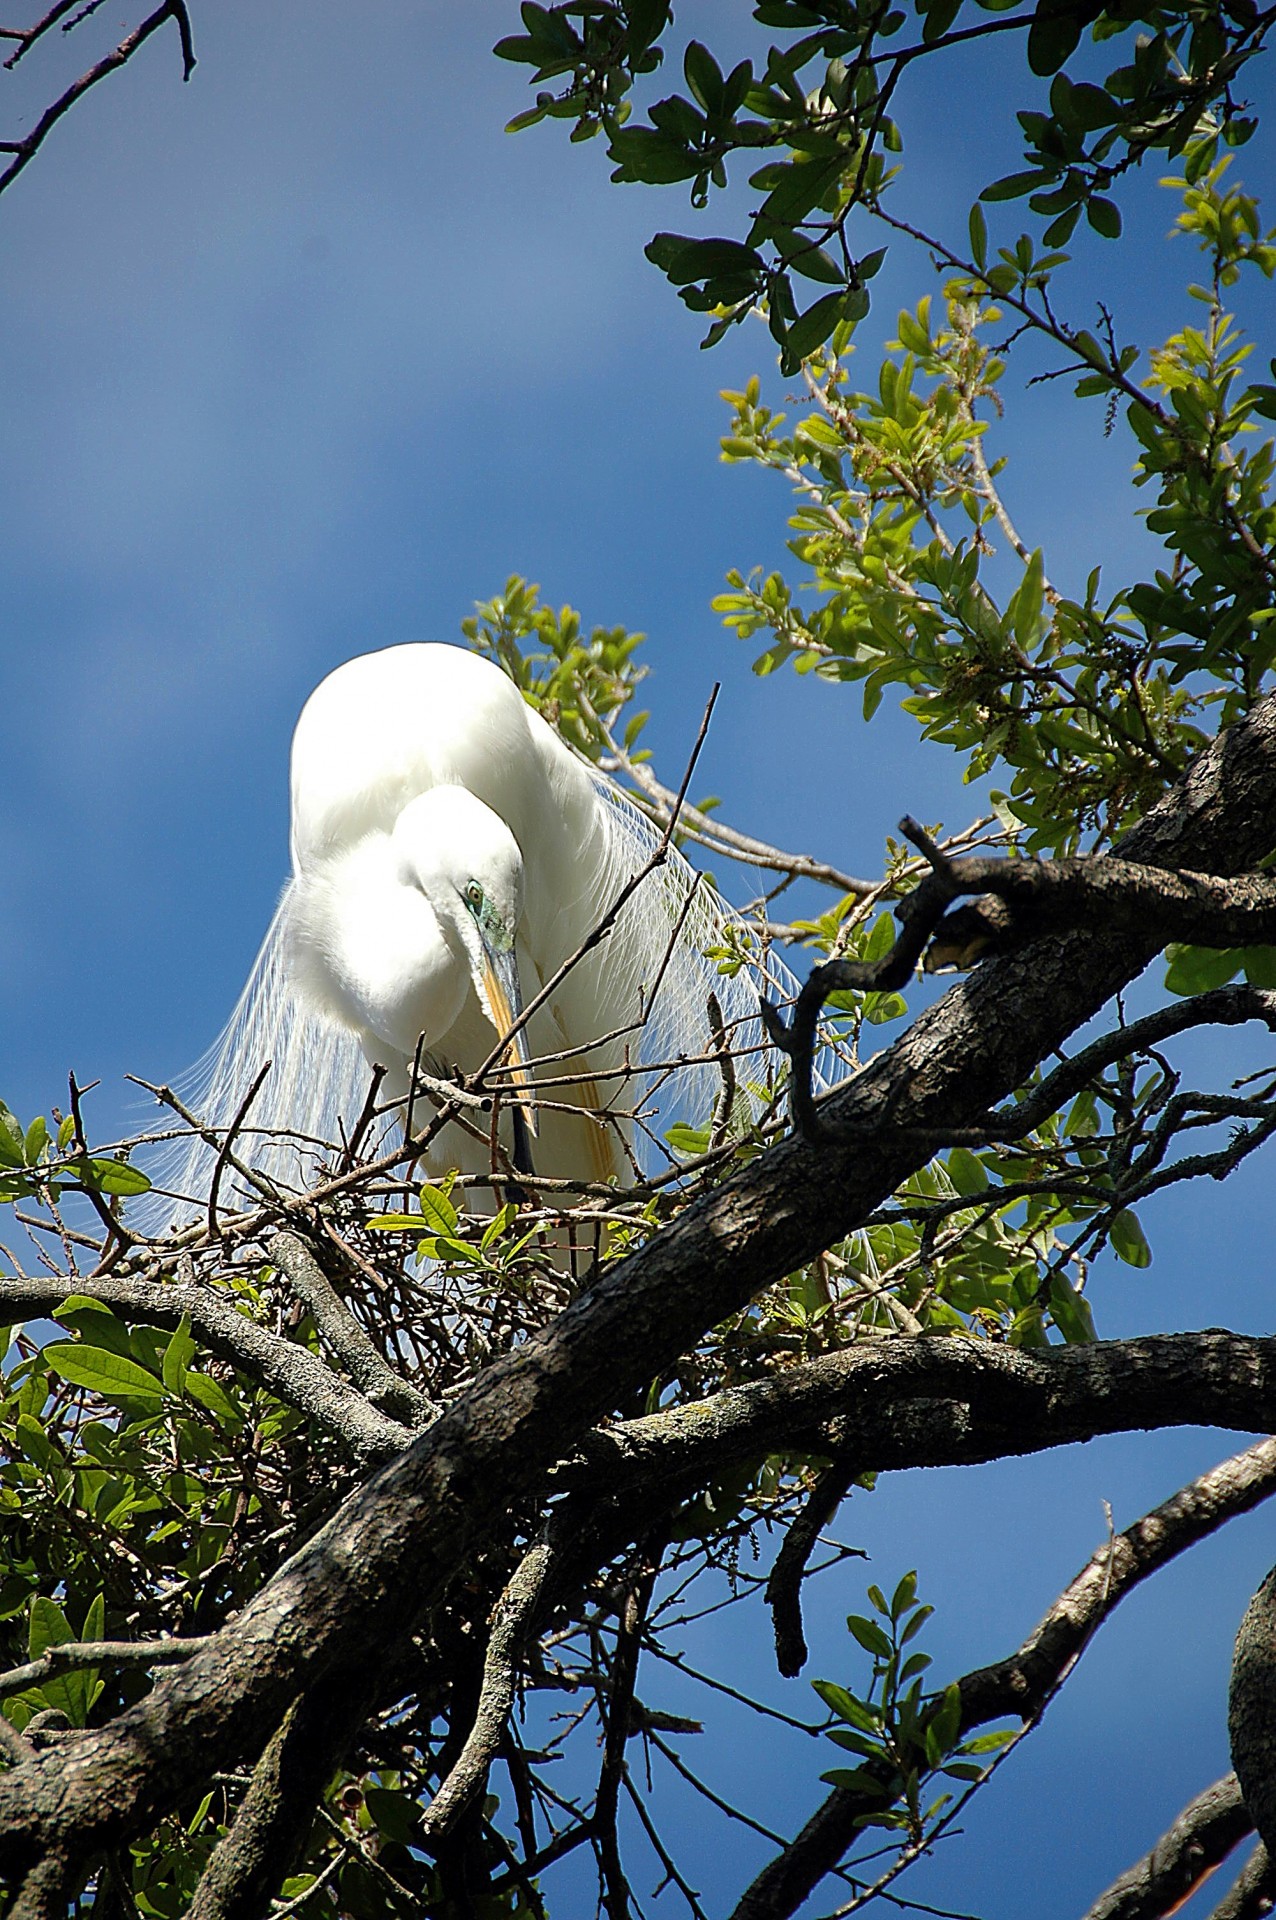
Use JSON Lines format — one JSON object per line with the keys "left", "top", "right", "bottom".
{"left": 731, "top": 1437, "right": 1276, "bottom": 1920}
{"left": 0, "top": 1, "right": 194, "bottom": 196}
{"left": 0, "top": 1272, "right": 413, "bottom": 1465}
{"left": 566, "top": 1334, "right": 1276, "bottom": 1493}
{"left": 1231, "top": 1567, "right": 1276, "bottom": 1864}
{"left": 419, "top": 1533, "right": 556, "bottom": 1844}
{"left": 268, "top": 1230, "right": 432, "bottom": 1426}
{"left": 766, "top": 821, "right": 1276, "bottom": 1139}
{"left": 1078, "top": 1775, "right": 1252, "bottom": 1920}
{"left": 1207, "top": 1843, "right": 1276, "bottom": 1919}
{"left": 187, "top": 1664, "right": 380, "bottom": 1920}
{"left": 764, "top": 1458, "right": 859, "bottom": 1678}
{"left": 2, "top": 685, "right": 1276, "bottom": 1888}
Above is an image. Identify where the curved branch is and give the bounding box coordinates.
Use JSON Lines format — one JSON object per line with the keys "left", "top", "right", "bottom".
{"left": 419, "top": 1533, "right": 556, "bottom": 1844}
{"left": 0, "top": 1, "right": 195, "bottom": 196}
{"left": 1208, "top": 1843, "right": 1276, "bottom": 1920}
{"left": 764, "top": 1459, "right": 859, "bottom": 1677}
{"left": 1231, "top": 1567, "right": 1276, "bottom": 1863}
{"left": 268, "top": 1230, "right": 432, "bottom": 1426}
{"left": 0, "top": 1272, "right": 413, "bottom": 1465}
{"left": 187, "top": 1664, "right": 379, "bottom": 1920}
{"left": 768, "top": 822, "right": 1276, "bottom": 1139}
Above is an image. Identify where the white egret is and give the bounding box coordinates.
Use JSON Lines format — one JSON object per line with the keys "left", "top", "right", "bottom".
{"left": 154, "top": 643, "right": 800, "bottom": 1219}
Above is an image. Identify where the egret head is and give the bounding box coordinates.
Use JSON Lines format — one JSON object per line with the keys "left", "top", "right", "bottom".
{"left": 393, "top": 786, "right": 537, "bottom": 1133}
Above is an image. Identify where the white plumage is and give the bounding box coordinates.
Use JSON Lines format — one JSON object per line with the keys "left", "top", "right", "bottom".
{"left": 151, "top": 643, "right": 802, "bottom": 1220}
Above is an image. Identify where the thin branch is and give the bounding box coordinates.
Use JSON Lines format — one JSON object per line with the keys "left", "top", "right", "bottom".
{"left": 765, "top": 1458, "right": 859, "bottom": 1677}
{"left": 766, "top": 823, "right": 1276, "bottom": 1139}
{"left": 0, "top": 1635, "right": 209, "bottom": 1703}
{"left": 268, "top": 1230, "right": 432, "bottom": 1426}
{"left": 0, "top": 1271, "right": 412, "bottom": 1465}
{"left": 0, "top": 1, "right": 195, "bottom": 195}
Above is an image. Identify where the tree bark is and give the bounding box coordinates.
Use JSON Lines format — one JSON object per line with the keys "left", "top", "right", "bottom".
{"left": 3, "top": 685, "right": 1276, "bottom": 1883}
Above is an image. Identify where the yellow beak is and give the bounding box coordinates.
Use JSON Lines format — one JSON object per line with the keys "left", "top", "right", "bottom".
{"left": 478, "top": 945, "right": 538, "bottom": 1139}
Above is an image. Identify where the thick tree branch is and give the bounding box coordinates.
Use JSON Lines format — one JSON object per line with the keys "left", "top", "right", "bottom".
{"left": 1078, "top": 1775, "right": 1252, "bottom": 1920}
{"left": 2, "top": 687, "right": 1276, "bottom": 1887}
{"left": 0, "top": 1271, "right": 413, "bottom": 1464}
{"left": 1208, "top": 1843, "right": 1276, "bottom": 1919}
{"left": 767, "top": 823, "right": 1276, "bottom": 1139}
{"left": 731, "top": 1437, "right": 1276, "bottom": 1920}
{"left": 568, "top": 1333, "right": 1276, "bottom": 1492}
{"left": 187, "top": 1664, "right": 380, "bottom": 1920}
{"left": 1231, "top": 1568, "right": 1276, "bottom": 1864}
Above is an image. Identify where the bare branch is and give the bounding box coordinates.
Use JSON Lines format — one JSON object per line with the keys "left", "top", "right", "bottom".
{"left": 764, "top": 1458, "right": 859, "bottom": 1677}
{"left": 0, "top": 1635, "right": 209, "bottom": 1702}
{"left": 268, "top": 1230, "right": 432, "bottom": 1426}
{"left": 0, "top": 1, "right": 194, "bottom": 195}
{"left": 0, "top": 1271, "right": 413, "bottom": 1464}
{"left": 419, "top": 1533, "right": 556, "bottom": 1843}
{"left": 1207, "top": 1843, "right": 1276, "bottom": 1920}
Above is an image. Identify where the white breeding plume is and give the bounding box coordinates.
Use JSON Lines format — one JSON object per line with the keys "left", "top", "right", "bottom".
{"left": 152, "top": 643, "right": 806, "bottom": 1220}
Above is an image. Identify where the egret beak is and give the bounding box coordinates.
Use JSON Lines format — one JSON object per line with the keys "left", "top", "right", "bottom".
{"left": 475, "top": 942, "right": 539, "bottom": 1140}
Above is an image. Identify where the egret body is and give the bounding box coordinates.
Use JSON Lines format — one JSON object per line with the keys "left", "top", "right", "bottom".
{"left": 156, "top": 643, "right": 790, "bottom": 1217}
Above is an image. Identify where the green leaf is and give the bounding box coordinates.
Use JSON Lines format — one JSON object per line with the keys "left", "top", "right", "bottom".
{"left": 813, "top": 1680, "right": 880, "bottom": 1731}
{"left": 71, "top": 1158, "right": 151, "bottom": 1197}
{"left": 417, "top": 1184, "right": 461, "bottom": 1235}
{"left": 781, "top": 291, "right": 853, "bottom": 371}
{"left": 1242, "top": 947, "right": 1276, "bottom": 988}
{"left": 946, "top": 1147, "right": 990, "bottom": 1196}
{"left": 28, "top": 1594, "right": 74, "bottom": 1661}
{"left": 1164, "top": 943, "right": 1242, "bottom": 996}
{"left": 43, "top": 1342, "right": 165, "bottom": 1410}
{"left": 0, "top": 1103, "right": 24, "bottom": 1168}
{"left": 185, "top": 1371, "right": 244, "bottom": 1430}
{"left": 161, "top": 1315, "right": 197, "bottom": 1397}
{"left": 890, "top": 1571, "right": 918, "bottom": 1621}
{"left": 1086, "top": 196, "right": 1122, "bottom": 239}
{"left": 845, "top": 1614, "right": 893, "bottom": 1659}
{"left": 683, "top": 40, "right": 725, "bottom": 115}
{"left": 968, "top": 201, "right": 988, "bottom": 268}
{"left": 981, "top": 170, "right": 1045, "bottom": 203}
{"left": 1109, "top": 1208, "right": 1152, "bottom": 1269}
{"left": 1047, "top": 1273, "right": 1097, "bottom": 1343}
{"left": 53, "top": 1299, "right": 134, "bottom": 1360}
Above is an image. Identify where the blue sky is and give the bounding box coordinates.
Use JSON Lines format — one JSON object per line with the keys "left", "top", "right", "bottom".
{"left": 2, "top": 4, "right": 1275, "bottom": 1913}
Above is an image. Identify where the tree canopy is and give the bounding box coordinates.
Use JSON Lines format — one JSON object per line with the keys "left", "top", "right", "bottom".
{"left": 2, "top": 3, "right": 1276, "bottom": 1917}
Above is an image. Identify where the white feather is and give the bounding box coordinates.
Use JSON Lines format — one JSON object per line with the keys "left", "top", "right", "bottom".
{"left": 140, "top": 646, "right": 828, "bottom": 1226}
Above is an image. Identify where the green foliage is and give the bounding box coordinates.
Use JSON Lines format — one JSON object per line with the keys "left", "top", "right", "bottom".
{"left": 814, "top": 1574, "right": 1016, "bottom": 1837}
{"left": 500, "top": 2, "right": 1272, "bottom": 366}
{"left": 713, "top": 155, "right": 1275, "bottom": 850}
{"left": 0, "top": 1098, "right": 149, "bottom": 1212}
{"left": 462, "top": 573, "right": 649, "bottom": 761}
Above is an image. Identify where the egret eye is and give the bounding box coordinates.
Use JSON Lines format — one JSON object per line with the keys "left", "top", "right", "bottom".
{"left": 463, "top": 880, "right": 484, "bottom": 914}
